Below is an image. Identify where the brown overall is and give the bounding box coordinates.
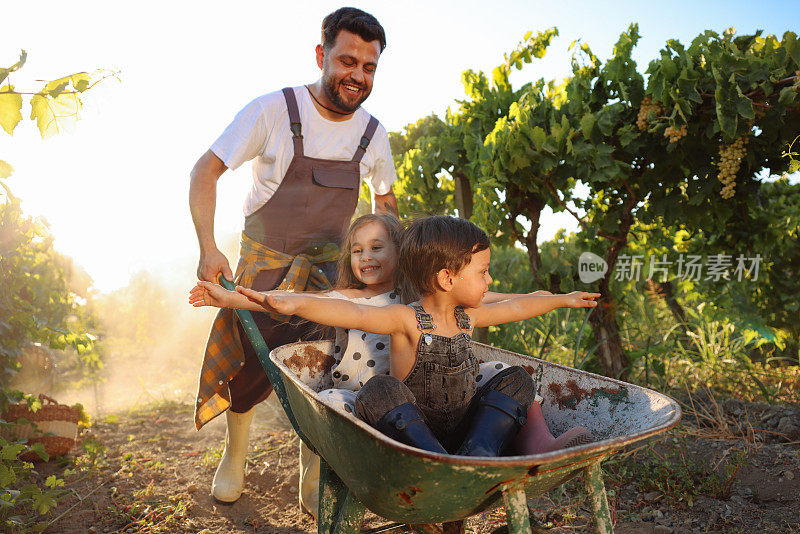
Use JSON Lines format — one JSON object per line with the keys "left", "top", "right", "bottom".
{"left": 228, "top": 87, "right": 380, "bottom": 413}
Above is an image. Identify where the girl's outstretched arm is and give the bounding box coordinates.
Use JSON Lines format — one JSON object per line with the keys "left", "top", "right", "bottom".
{"left": 189, "top": 281, "right": 264, "bottom": 311}
{"left": 236, "top": 286, "right": 409, "bottom": 336}
{"left": 189, "top": 282, "right": 341, "bottom": 311}
{"left": 471, "top": 291, "right": 601, "bottom": 328}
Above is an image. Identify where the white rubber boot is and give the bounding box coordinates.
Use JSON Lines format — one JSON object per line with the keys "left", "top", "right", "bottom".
{"left": 211, "top": 407, "right": 255, "bottom": 503}
{"left": 299, "top": 441, "right": 320, "bottom": 519}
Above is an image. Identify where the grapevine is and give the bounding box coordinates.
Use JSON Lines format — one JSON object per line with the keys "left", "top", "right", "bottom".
{"left": 636, "top": 96, "right": 663, "bottom": 131}
{"left": 717, "top": 136, "right": 749, "bottom": 199}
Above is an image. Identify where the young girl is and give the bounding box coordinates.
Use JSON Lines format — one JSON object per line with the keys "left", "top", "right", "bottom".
{"left": 192, "top": 213, "right": 403, "bottom": 515}
{"left": 205, "top": 216, "right": 599, "bottom": 457}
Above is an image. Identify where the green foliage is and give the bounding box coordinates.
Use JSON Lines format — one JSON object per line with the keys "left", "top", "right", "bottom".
{"left": 487, "top": 243, "right": 799, "bottom": 404}
{"left": 0, "top": 50, "right": 107, "bottom": 534}
{"left": 389, "top": 114, "right": 456, "bottom": 217}
{"left": 391, "top": 25, "right": 800, "bottom": 377}
{"left": 0, "top": 434, "right": 67, "bottom": 533}
{"left": 604, "top": 436, "right": 748, "bottom": 506}
{"left": 0, "top": 187, "right": 97, "bottom": 399}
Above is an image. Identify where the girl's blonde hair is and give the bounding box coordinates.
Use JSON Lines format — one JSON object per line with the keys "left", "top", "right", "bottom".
{"left": 335, "top": 213, "right": 418, "bottom": 303}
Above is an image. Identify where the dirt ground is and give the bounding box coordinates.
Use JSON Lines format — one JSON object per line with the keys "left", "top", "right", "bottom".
{"left": 36, "top": 393, "right": 800, "bottom": 534}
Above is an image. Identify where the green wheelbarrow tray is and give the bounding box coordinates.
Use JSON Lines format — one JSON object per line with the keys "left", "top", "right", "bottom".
{"left": 270, "top": 340, "right": 681, "bottom": 534}
{"left": 221, "top": 279, "right": 681, "bottom": 534}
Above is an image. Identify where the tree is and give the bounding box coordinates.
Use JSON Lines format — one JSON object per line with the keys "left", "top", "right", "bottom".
{"left": 392, "top": 27, "right": 800, "bottom": 378}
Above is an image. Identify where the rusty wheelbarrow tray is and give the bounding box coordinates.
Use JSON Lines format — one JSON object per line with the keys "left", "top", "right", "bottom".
{"left": 271, "top": 340, "right": 680, "bottom": 534}
{"left": 223, "top": 280, "right": 681, "bottom": 534}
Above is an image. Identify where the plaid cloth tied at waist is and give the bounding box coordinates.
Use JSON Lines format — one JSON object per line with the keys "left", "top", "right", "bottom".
{"left": 194, "top": 234, "right": 339, "bottom": 429}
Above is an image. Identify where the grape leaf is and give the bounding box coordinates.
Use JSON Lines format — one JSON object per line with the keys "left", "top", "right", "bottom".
{"left": 783, "top": 31, "right": 800, "bottom": 67}
{"left": 715, "top": 76, "right": 739, "bottom": 139}
{"left": 43, "top": 78, "right": 69, "bottom": 98}
{"left": 41, "top": 72, "right": 91, "bottom": 97}
{"left": 676, "top": 68, "right": 702, "bottom": 103}
{"left": 0, "top": 84, "right": 23, "bottom": 134}
{"left": 0, "top": 50, "right": 27, "bottom": 86}
{"left": 735, "top": 86, "right": 754, "bottom": 120}
{"left": 778, "top": 86, "right": 797, "bottom": 106}
{"left": 531, "top": 126, "right": 546, "bottom": 151}
{"left": 0, "top": 160, "right": 13, "bottom": 179}
{"left": 30, "top": 92, "right": 81, "bottom": 139}
{"left": 580, "top": 112, "right": 596, "bottom": 138}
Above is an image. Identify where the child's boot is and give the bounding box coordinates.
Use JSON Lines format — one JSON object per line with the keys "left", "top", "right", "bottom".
{"left": 211, "top": 407, "right": 255, "bottom": 503}
{"left": 376, "top": 403, "right": 447, "bottom": 454}
{"left": 455, "top": 390, "right": 528, "bottom": 457}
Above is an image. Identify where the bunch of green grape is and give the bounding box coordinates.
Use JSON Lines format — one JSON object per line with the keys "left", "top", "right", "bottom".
{"left": 664, "top": 125, "right": 687, "bottom": 143}
{"left": 717, "top": 136, "right": 749, "bottom": 199}
{"left": 636, "top": 96, "right": 662, "bottom": 131}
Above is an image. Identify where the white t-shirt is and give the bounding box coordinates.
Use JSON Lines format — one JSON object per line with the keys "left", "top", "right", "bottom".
{"left": 211, "top": 86, "right": 397, "bottom": 217}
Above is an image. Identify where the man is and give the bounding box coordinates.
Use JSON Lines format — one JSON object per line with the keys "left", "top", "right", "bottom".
{"left": 189, "top": 7, "right": 397, "bottom": 506}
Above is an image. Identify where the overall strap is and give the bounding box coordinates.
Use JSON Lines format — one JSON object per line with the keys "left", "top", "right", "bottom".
{"left": 454, "top": 306, "right": 472, "bottom": 332}
{"left": 351, "top": 116, "right": 379, "bottom": 163}
{"left": 408, "top": 302, "right": 435, "bottom": 332}
{"left": 281, "top": 87, "right": 304, "bottom": 157}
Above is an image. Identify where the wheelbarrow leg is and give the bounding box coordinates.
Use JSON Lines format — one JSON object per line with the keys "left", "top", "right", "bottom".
{"left": 583, "top": 460, "right": 613, "bottom": 534}
{"left": 501, "top": 481, "right": 530, "bottom": 534}
{"left": 332, "top": 490, "right": 366, "bottom": 534}
{"left": 318, "top": 458, "right": 348, "bottom": 534}
{"left": 317, "top": 458, "right": 366, "bottom": 534}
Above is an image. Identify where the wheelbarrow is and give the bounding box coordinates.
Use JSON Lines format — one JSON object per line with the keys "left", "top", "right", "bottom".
{"left": 221, "top": 279, "right": 681, "bottom": 534}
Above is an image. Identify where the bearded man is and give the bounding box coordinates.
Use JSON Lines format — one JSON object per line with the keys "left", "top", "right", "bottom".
{"left": 189, "top": 7, "right": 397, "bottom": 506}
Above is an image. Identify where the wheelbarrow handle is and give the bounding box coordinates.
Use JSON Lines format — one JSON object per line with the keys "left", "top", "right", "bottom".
{"left": 218, "top": 275, "right": 312, "bottom": 447}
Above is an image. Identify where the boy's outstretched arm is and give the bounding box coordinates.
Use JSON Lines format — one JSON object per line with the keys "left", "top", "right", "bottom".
{"left": 472, "top": 291, "right": 600, "bottom": 327}
{"left": 483, "top": 289, "right": 552, "bottom": 304}
{"left": 189, "top": 281, "right": 264, "bottom": 311}
{"left": 236, "top": 286, "right": 407, "bottom": 336}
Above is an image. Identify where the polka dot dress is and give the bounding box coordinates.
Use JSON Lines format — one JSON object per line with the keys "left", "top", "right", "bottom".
{"left": 326, "top": 289, "right": 400, "bottom": 391}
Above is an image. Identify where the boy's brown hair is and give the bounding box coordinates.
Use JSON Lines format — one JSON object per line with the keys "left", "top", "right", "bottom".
{"left": 400, "top": 216, "right": 490, "bottom": 296}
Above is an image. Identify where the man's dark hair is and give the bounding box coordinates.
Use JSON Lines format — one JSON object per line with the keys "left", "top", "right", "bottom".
{"left": 400, "top": 216, "right": 491, "bottom": 296}
{"left": 321, "top": 7, "right": 386, "bottom": 52}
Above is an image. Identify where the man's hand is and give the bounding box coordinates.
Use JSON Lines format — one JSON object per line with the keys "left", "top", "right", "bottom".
{"left": 374, "top": 188, "right": 398, "bottom": 217}
{"left": 197, "top": 248, "right": 233, "bottom": 283}
{"left": 190, "top": 150, "right": 231, "bottom": 281}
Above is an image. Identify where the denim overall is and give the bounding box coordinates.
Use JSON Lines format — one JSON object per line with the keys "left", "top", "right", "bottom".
{"left": 401, "top": 303, "right": 479, "bottom": 444}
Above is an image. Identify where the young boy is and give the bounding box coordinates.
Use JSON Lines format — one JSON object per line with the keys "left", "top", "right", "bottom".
{"left": 232, "top": 216, "right": 599, "bottom": 456}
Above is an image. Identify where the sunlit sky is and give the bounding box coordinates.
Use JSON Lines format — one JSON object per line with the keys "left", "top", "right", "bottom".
{"left": 3, "top": 0, "right": 798, "bottom": 293}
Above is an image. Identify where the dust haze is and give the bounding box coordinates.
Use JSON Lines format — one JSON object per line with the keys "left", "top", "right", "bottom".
{"left": 17, "top": 233, "right": 245, "bottom": 419}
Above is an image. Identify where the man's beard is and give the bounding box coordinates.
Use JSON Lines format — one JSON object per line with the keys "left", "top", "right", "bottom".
{"left": 322, "top": 74, "right": 370, "bottom": 114}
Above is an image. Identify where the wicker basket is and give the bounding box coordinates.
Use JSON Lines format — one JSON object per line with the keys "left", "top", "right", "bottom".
{"left": 1, "top": 394, "right": 80, "bottom": 461}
